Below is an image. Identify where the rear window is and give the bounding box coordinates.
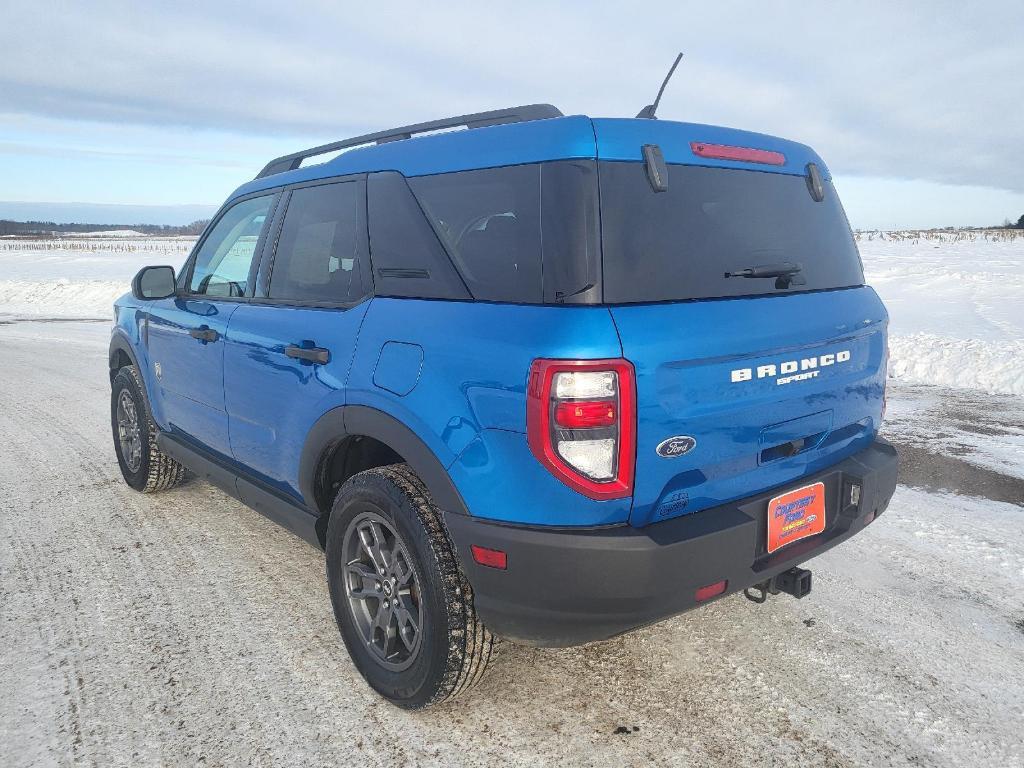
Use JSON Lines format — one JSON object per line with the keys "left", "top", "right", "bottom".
{"left": 599, "top": 162, "right": 864, "bottom": 303}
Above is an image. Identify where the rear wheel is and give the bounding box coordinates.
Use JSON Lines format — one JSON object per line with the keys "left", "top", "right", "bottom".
{"left": 111, "top": 365, "right": 187, "bottom": 493}
{"left": 326, "top": 464, "right": 494, "bottom": 709}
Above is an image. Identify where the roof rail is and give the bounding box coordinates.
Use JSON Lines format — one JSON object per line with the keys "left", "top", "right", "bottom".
{"left": 255, "top": 104, "right": 564, "bottom": 179}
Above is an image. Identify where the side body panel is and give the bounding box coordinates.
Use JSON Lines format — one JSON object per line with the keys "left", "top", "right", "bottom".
{"left": 345, "top": 298, "right": 631, "bottom": 526}
{"left": 144, "top": 298, "right": 238, "bottom": 457}
{"left": 223, "top": 301, "right": 370, "bottom": 503}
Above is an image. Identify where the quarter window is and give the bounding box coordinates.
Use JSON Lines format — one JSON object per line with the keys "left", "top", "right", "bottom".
{"left": 269, "top": 181, "right": 366, "bottom": 303}
{"left": 409, "top": 165, "right": 543, "bottom": 303}
{"left": 189, "top": 195, "right": 273, "bottom": 297}
{"left": 404, "top": 161, "right": 599, "bottom": 304}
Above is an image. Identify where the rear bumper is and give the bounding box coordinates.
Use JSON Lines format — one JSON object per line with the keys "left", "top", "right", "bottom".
{"left": 444, "top": 438, "right": 898, "bottom": 647}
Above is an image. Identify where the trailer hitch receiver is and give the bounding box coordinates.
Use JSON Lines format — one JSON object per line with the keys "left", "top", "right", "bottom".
{"left": 743, "top": 567, "right": 813, "bottom": 603}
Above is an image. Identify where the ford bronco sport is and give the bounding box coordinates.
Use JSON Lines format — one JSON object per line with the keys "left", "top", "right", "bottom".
{"left": 110, "top": 103, "right": 898, "bottom": 709}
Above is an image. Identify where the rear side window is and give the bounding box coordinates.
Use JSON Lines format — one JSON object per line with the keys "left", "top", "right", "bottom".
{"left": 409, "top": 165, "right": 543, "bottom": 303}
{"left": 367, "top": 172, "right": 470, "bottom": 301}
{"left": 269, "top": 181, "right": 367, "bottom": 304}
{"left": 599, "top": 162, "right": 864, "bottom": 303}
{"left": 408, "top": 161, "right": 599, "bottom": 304}
{"left": 189, "top": 195, "right": 273, "bottom": 297}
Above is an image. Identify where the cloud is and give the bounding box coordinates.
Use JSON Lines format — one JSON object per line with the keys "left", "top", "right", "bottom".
{"left": 2, "top": 1, "right": 1022, "bottom": 191}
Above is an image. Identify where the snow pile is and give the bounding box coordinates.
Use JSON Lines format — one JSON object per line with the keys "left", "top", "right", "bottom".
{"left": 889, "top": 334, "right": 1024, "bottom": 397}
{"left": 858, "top": 230, "right": 1024, "bottom": 396}
{"left": 63, "top": 229, "right": 151, "bottom": 238}
{"left": 0, "top": 279, "right": 128, "bottom": 319}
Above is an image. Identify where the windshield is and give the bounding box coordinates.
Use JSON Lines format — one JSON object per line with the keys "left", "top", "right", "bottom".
{"left": 598, "top": 162, "right": 864, "bottom": 303}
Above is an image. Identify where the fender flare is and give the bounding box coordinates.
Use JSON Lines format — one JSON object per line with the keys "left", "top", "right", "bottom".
{"left": 299, "top": 405, "right": 469, "bottom": 518}
{"left": 109, "top": 331, "right": 142, "bottom": 381}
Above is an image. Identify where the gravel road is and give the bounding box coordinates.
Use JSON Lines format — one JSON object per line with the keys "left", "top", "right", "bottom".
{"left": 1, "top": 320, "right": 1022, "bottom": 768}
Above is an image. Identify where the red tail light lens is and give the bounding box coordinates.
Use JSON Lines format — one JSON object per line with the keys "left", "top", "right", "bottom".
{"left": 527, "top": 359, "right": 635, "bottom": 500}
{"left": 690, "top": 142, "right": 786, "bottom": 166}
{"left": 554, "top": 400, "right": 617, "bottom": 428}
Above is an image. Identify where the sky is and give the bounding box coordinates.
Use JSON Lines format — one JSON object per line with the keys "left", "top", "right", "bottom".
{"left": 1, "top": 0, "right": 1022, "bottom": 229}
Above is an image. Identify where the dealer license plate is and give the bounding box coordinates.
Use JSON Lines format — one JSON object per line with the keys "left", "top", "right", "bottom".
{"left": 767, "top": 481, "right": 826, "bottom": 554}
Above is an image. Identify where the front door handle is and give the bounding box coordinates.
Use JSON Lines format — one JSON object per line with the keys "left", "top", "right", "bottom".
{"left": 189, "top": 327, "right": 219, "bottom": 343}
{"left": 285, "top": 344, "right": 330, "bottom": 364}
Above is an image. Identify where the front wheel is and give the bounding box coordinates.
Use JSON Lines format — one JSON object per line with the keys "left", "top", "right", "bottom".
{"left": 111, "top": 365, "right": 187, "bottom": 493}
{"left": 326, "top": 464, "right": 494, "bottom": 709}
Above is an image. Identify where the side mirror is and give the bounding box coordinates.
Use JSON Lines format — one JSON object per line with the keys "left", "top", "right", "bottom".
{"left": 132, "top": 265, "right": 177, "bottom": 300}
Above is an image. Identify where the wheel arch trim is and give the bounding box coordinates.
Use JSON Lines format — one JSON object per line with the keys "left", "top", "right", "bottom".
{"left": 299, "top": 405, "right": 470, "bottom": 519}
{"left": 109, "top": 331, "right": 142, "bottom": 380}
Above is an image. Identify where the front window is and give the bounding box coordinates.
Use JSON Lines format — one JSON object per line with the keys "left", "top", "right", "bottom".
{"left": 189, "top": 195, "right": 274, "bottom": 297}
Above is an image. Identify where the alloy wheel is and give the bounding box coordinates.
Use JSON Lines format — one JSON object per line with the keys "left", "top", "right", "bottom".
{"left": 342, "top": 509, "right": 423, "bottom": 671}
{"left": 116, "top": 389, "right": 143, "bottom": 472}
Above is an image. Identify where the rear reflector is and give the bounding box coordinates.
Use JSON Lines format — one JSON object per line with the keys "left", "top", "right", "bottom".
{"left": 690, "top": 142, "right": 786, "bottom": 166}
{"left": 695, "top": 580, "right": 728, "bottom": 602}
{"left": 471, "top": 545, "right": 507, "bottom": 570}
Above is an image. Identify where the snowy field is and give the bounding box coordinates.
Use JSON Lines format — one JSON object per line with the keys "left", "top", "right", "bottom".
{"left": 0, "top": 233, "right": 1022, "bottom": 767}
{"left": 2, "top": 229, "right": 1024, "bottom": 395}
{"left": 0, "top": 236, "right": 192, "bottom": 320}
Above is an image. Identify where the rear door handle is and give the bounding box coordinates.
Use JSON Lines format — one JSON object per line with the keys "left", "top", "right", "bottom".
{"left": 285, "top": 344, "right": 330, "bottom": 364}
{"left": 189, "top": 327, "right": 219, "bottom": 342}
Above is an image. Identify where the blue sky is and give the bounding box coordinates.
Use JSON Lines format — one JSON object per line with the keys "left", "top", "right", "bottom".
{"left": 2, "top": 1, "right": 1022, "bottom": 228}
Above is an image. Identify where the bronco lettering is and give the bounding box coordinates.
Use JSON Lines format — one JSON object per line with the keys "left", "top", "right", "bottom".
{"left": 730, "top": 350, "right": 851, "bottom": 384}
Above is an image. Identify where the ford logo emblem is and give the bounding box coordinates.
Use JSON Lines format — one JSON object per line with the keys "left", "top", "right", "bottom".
{"left": 656, "top": 436, "right": 696, "bottom": 458}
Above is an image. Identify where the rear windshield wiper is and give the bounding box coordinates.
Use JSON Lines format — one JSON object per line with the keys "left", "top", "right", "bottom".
{"left": 724, "top": 262, "right": 806, "bottom": 289}
{"left": 724, "top": 262, "right": 802, "bottom": 279}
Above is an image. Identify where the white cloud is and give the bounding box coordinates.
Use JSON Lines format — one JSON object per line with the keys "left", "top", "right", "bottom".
{"left": 1, "top": 0, "right": 1021, "bottom": 196}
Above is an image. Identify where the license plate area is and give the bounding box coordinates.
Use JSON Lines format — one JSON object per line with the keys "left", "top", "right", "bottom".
{"left": 767, "top": 481, "right": 826, "bottom": 554}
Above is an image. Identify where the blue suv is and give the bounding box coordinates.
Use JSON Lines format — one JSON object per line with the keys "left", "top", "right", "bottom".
{"left": 110, "top": 104, "right": 898, "bottom": 708}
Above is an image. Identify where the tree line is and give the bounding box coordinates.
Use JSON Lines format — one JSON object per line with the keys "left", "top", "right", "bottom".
{"left": 0, "top": 219, "right": 210, "bottom": 236}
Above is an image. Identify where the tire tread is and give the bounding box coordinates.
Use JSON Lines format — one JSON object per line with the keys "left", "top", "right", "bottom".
{"left": 349, "top": 464, "right": 495, "bottom": 707}
{"left": 114, "top": 365, "right": 187, "bottom": 493}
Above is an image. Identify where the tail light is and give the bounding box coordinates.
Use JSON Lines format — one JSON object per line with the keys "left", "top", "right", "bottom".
{"left": 527, "top": 359, "right": 635, "bottom": 500}
{"left": 690, "top": 141, "right": 786, "bottom": 166}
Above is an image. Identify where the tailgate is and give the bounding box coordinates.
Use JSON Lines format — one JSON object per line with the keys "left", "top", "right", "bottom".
{"left": 612, "top": 286, "right": 888, "bottom": 526}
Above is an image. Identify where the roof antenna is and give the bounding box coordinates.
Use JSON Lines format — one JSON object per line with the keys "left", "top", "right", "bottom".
{"left": 636, "top": 53, "right": 683, "bottom": 119}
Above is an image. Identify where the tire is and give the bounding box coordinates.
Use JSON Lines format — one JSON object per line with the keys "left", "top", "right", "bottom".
{"left": 111, "top": 365, "right": 187, "bottom": 493}
{"left": 326, "top": 464, "right": 494, "bottom": 709}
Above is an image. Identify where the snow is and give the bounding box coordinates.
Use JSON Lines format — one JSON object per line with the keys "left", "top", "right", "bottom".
{"left": 858, "top": 230, "right": 1024, "bottom": 396}
{"left": 1, "top": 234, "right": 1021, "bottom": 764}
{"left": 1, "top": 229, "right": 1023, "bottom": 396}
{"left": 62, "top": 229, "right": 156, "bottom": 238}
{"left": 0, "top": 236, "right": 192, "bottom": 319}
{"left": 1, "top": 321, "right": 1021, "bottom": 764}
{"left": 883, "top": 381, "right": 1024, "bottom": 484}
